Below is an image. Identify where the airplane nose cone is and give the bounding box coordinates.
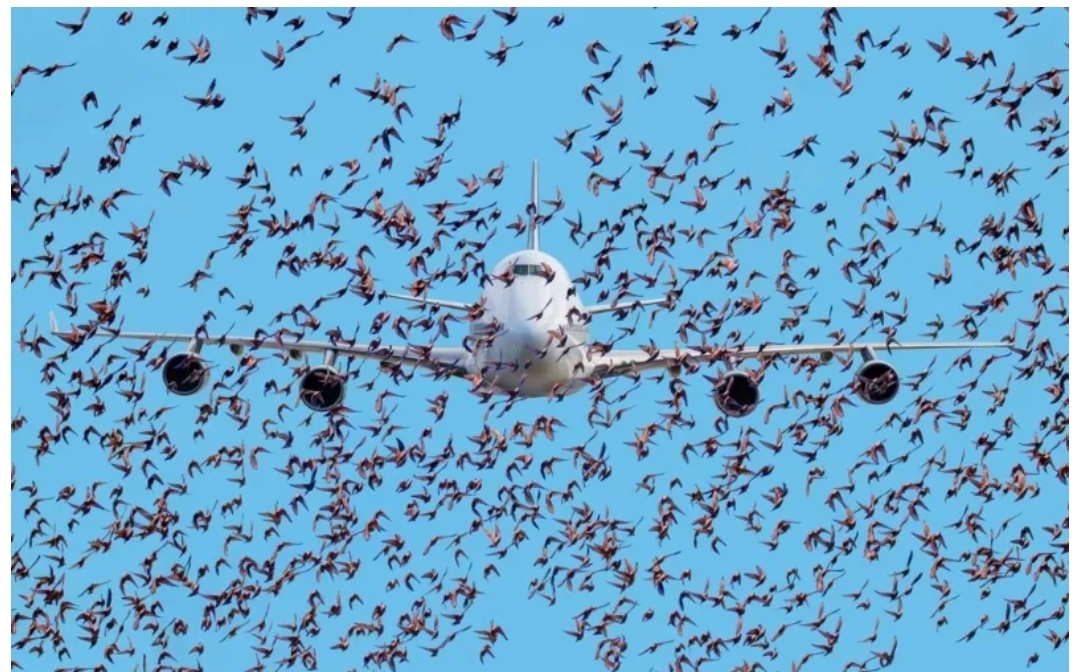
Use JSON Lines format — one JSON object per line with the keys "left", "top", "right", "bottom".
{"left": 509, "top": 315, "right": 550, "bottom": 353}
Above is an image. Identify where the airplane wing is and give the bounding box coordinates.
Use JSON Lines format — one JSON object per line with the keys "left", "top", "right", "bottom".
{"left": 584, "top": 298, "right": 668, "bottom": 315}
{"left": 589, "top": 340, "right": 1011, "bottom": 379}
{"left": 49, "top": 311, "right": 474, "bottom": 377}
{"left": 384, "top": 292, "right": 474, "bottom": 312}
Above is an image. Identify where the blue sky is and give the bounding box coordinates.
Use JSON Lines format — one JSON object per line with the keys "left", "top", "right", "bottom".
{"left": 10, "top": 7, "right": 1069, "bottom": 672}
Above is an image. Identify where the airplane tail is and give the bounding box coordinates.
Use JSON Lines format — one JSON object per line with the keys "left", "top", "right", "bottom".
{"left": 528, "top": 159, "right": 540, "bottom": 251}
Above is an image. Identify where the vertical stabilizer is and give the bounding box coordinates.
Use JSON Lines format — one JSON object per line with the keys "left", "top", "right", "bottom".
{"left": 528, "top": 159, "right": 540, "bottom": 251}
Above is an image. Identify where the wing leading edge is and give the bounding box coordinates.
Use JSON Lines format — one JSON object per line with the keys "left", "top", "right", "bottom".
{"left": 49, "top": 312, "right": 474, "bottom": 378}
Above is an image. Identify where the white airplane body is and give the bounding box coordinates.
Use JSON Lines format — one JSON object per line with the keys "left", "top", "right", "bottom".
{"left": 473, "top": 247, "right": 590, "bottom": 399}
{"left": 51, "top": 161, "right": 1010, "bottom": 415}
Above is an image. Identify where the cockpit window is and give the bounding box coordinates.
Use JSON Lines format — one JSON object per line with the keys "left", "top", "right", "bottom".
{"left": 512, "top": 264, "right": 545, "bottom": 277}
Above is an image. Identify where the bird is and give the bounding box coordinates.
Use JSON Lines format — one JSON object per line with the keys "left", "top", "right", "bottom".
{"left": 492, "top": 8, "right": 518, "bottom": 25}
{"left": 386, "top": 33, "right": 417, "bottom": 53}
{"left": 927, "top": 32, "right": 952, "bottom": 60}
{"left": 832, "top": 68, "right": 854, "bottom": 96}
{"left": 485, "top": 37, "right": 524, "bottom": 66}
{"left": 760, "top": 30, "right": 788, "bottom": 63}
{"left": 327, "top": 7, "right": 355, "bottom": 28}
{"left": 287, "top": 31, "right": 324, "bottom": 53}
{"left": 56, "top": 7, "right": 90, "bottom": 35}
{"left": 694, "top": 85, "right": 718, "bottom": 113}
{"left": 261, "top": 40, "right": 287, "bottom": 68}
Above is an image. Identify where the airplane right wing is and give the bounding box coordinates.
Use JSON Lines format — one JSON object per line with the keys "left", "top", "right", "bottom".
{"left": 589, "top": 340, "right": 1011, "bottom": 379}
{"left": 588, "top": 339, "right": 1011, "bottom": 416}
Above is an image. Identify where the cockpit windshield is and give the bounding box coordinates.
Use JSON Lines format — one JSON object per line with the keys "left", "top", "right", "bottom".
{"left": 512, "top": 264, "right": 545, "bottom": 277}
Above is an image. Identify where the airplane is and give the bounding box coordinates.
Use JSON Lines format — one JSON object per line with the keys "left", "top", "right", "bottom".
{"left": 50, "top": 160, "right": 1010, "bottom": 417}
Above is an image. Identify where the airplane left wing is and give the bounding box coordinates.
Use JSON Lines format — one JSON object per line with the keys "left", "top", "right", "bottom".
{"left": 584, "top": 298, "right": 668, "bottom": 315}
{"left": 383, "top": 292, "right": 475, "bottom": 312}
{"left": 49, "top": 311, "right": 473, "bottom": 410}
{"left": 51, "top": 313, "right": 472, "bottom": 375}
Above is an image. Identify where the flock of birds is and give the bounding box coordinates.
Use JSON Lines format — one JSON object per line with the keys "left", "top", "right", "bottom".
{"left": 11, "top": 7, "right": 1070, "bottom": 672}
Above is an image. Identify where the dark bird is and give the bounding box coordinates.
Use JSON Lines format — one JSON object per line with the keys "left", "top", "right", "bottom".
{"left": 694, "top": 85, "right": 718, "bottom": 113}
{"left": 485, "top": 37, "right": 524, "bottom": 66}
{"left": 327, "top": 7, "right": 356, "bottom": 28}
{"left": 492, "top": 8, "right": 518, "bottom": 25}
{"left": 81, "top": 91, "right": 98, "bottom": 110}
{"left": 262, "top": 40, "right": 287, "bottom": 68}
{"left": 387, "top": 33, "right": 417, "bottom": 53}
{"left": 56, "top": 7, "right": 90, "bottom": 35}
{"left": 927, "top": 32, "right": 952, "bottom": 60}
{"left": 761, "top": 30, "right": 788, "bottom": 63}
{"left": 287, "top": 31, "right": 324, "bottom": 53}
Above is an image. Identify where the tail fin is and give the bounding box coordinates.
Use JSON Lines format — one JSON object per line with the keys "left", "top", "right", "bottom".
{"left": 49, "top": 311, "right": 60, "bottom": 334}
{"left": 528, "top": 159, "right": 540, "bottom": 251}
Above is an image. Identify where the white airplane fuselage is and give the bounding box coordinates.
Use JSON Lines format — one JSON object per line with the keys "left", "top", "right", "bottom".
{"left": 471, "top": 249, "right": 591, "bottom": 398}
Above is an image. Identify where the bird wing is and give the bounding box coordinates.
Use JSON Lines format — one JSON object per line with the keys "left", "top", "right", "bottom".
{"left": 49, "top": 312, "right": 473, "bottom": 377}
{"left": 590, "top": 341, "right": 1009, "bottom": 379}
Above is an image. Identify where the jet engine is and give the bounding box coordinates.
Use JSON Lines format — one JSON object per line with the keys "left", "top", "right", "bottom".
{"left": 162, "top": 352, "right": 210, "bottom": 396}
{"left": 852, "top": 348, "right": 901, "bottom": 405}
{"left": 298, "top": 350, "right": 347, "bottom": 413}
{"left": 712, "top": 369, "right": 761, "bottom": 418}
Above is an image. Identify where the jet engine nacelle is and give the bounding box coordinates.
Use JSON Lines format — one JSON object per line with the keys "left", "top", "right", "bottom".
{"left": 162, "top": 353, "right": 210, "bottom": 396}
{"left": 853, "top": 359, "right": 900, "bottom": 405}
{"left": 712, "top": 370, "right": 761, "bottom": 418}
{"left": 299, "top": 364, "right": 347, "bottom": 413}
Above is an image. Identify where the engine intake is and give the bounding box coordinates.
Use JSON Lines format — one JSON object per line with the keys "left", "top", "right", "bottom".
{"left": 853, "top": 359, "right": 900, "bottom": 405}
{"left": 712, "top": 370, "right": 761, "bottom": 418}
{"left": 299, "top": 365, "right": 347, "bottom": 413}
{"left": 162, "top": 353, "right": 210, "bottom": 396}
